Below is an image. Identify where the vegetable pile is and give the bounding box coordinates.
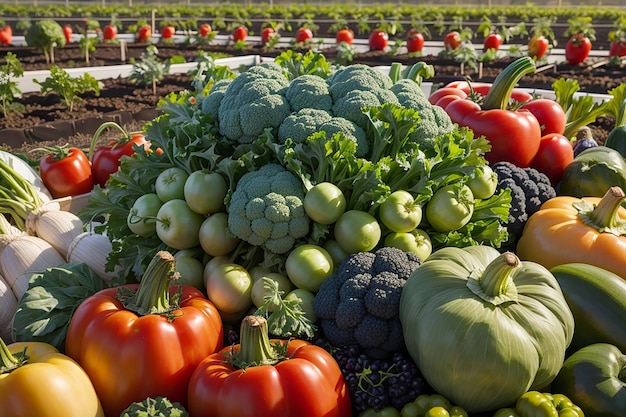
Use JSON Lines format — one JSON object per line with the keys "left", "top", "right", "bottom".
{"left": 3, "top": 49, "right": 626, "bottom": 417}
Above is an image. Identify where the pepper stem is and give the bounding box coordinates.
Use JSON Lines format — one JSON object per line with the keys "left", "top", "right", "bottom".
{"left": 237, "top": 316, "right": 281, "bottom": 368}
{"left": 466, "top": 252, "right": 521, "bottom": 305}
{"left": 482, "top": 56, "right": 536, "bottom": 110}
{"left": 575, "top": 186, "right": 626, "bottom": 236}
{"left": 119, "top": 250, "right": 179, "bottom": 316}
{"left": 0, "top": 338, "right": 28, "bottom": 374}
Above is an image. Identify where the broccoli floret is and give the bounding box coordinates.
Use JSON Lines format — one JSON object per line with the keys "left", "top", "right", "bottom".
{"left": 492, "top": 161, "right": 556, "bottom": 241}
{"left": 227, "top": 164, "right": 310, "bottom": 254}
{"left": 217, "top": 63, "right": 291, "bottom": 143}
{"left": 278, "top": 108, "right": 333, "bottom": 144}
{"left": 319, "top": 116, "right": 369, "bottom": 158}
{"left": 200, "top": 78, "right": 232, "bottom": 122}
{"left": 285, "top": 74, "right": 333, "bottom": 113}
{"left": 332, "top": 89, "right": 399, "bottom": 132}
{"left": 312, "top": 247, "right": 421, "bottom": 359}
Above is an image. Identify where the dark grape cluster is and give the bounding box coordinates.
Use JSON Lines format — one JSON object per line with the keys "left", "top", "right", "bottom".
{"left": 320, "top": 342, "right": 433, "bottom": 413}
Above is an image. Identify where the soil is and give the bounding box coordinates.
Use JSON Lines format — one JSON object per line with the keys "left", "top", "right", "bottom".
{"left": 1, "top": 41, "right": 622, "bottom": 156}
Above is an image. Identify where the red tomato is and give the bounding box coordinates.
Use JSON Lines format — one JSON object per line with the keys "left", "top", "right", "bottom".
{"left": 530, "top": 134, "right": 575, "bottom": 186}
{"left": 444, "top": 31, "right": 462, "bottom": 50}
{"left": 406, "top": 29, "right": 425, "bottom": 53}
{"left": 39, "top": 146, "right": 94, "bottom": 198}
{"left": 0, "top": 25, "right": 13, "bottom": 45}
{"left": 528, "top": 35, "right": 549, "bottom": 59}
{"left": 565, "top": 34, "right": 592, "bottom": 65}
{"left": 232, "top": 25, "right": 248, "bottom": 42}
{"left": 198, "top": 23, "right": 211, "bottom": 37}
{"left": 296, "top": 27, "right": 313, "bottom": 43}
{"left": 137, "top": 25, "right": 151, "bottom": 43}
{"left": 261, "top": 27, "right": 275, "bottom": 44}
{"left": 609, "top": 40, "right": 626, "bottom": 58}
{"left": 369, "top": 30, "right": 389, "bottom": 51}
{"left": 103, "top": 25, "right": 117, "bottom": 41}
{"left": 428, "top": 87, "right": 468, "bottom": 106}
{"left": 91, "top": 132, "right": 148, "bottom": 187}
{"left": 483, "top": 33, "right": 503, "bottom": 51}
{"left": 161, "top": 25, "right": 176, "bottom": 39}
{"left": 63, "top": 25, "right": 72, "bottom": 43}
{"left": 336, "top": 28, "right": 354, "bottom": 45}
{"left": 520, "top": 98, "right": 567, "bottom": 136}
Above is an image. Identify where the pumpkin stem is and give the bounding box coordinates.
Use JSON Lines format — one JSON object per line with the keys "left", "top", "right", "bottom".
{"left": 232, "top": 315, "right": 283, "bottom": 369}
{"left": 119, "top": 250, "right": 180, "bottom": 316}
{"left": 575, "top": 186, "right": 626, "bottom": 236}
{"left": 0, "top": 338, "right": 28, "bottom": 374}
{"left": 480, "top": 252, "right": 520, "bottom": 297}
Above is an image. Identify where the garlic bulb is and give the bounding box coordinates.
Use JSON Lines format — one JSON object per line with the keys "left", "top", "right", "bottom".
{"left": 66, "top": 231, "right": 120, "bottom": 283}
{"left": 0, "top": 234, "right": 65, "bottom": 288}
{"left": 0, "top": 273, "right": 18, "bottom": 343}
{"left": 26, "top": 207, "right": 84, "bottom": 259}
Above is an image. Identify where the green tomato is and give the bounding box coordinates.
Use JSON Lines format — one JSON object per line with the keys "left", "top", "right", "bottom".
{"left": 155, "top": 199, "right": 204, "bottom": 250}
{"left": 516, "top": 391, "right": 558, "bottom": 417}
{"left": 467, "top": 165, "right": 498, "bottom": 200}
{"left": 493, "top": 408, "right": 519, "bottom": 417}
{"left": 400, "top": 401, "right": 420, "bottom": 417}
{"left": 251, "top": 272, "right": 294, "bottom": 310}
{"left": 173, "top": 251, "right": 205, "bottom": 290}
{"left": 198, "top": 212, "right": 239, "bottom": 257}
{"left": 304, "top": 182, "right": 347, "bottom": 225}
{"left": 323, "top": 239, "right": 349, "bottom": 267}
{"left": 284, "top": 288, "right": 318, "bottom": 322}
{"left": 334, "top": 210, "right": 381, "bottom": 254}
{"left": 127, "top": 193, "right": 163, "bottom": 236}
{"left": 384, "top": 229, "right": 432, "bottom": 261}
{"left": 155, "top": 167, "right": 189, "bottom": 202}
{"left": 285, "top": 244, "right": 334, "bottom": 293}
{"left": 184, "top": 170, "right": 228, "bottom": 215}
{"left": 425, "top": 406, "right": 450, "bottom": 417}
{"left": 425, "top": 183, "right": 475, "bottom": 233}
{"left": 379, "top": 190, "right": 422, "bottom": 233}
{"left": 448, "top": 406, "right": 468, "bottom": 417}
{"left": 203, "top": 261, "right": 253, "bottom": 321}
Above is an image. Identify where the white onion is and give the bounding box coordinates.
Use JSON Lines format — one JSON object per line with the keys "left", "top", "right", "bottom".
{"left": 26, "top": 208, "right": 84, "bottom": 259}
{"left": 66, "top": 230, "right": 120, "bottom": 283}
{"left": 0, "top": 234, "right": 65, "bottom": 287}
{"left": 0, "top": 273, "right": 18, "bottom": 343}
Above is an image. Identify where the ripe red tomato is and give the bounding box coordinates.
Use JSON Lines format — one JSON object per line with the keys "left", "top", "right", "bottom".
{"left": 103, "top": 25, "right": 117, "bottom": 41}
{"left": 137, "top": 25, "right": 151, "bottom": 43}
{"left": 530, "top": 134, "right": 575, "bottom": 186}
{"left": 232, "top": 25, "right": 248, "bottom": 42}
{"left": 63, "top": 25, "right": 72, "bottom": 43}
{"left": 0, "top": 26, "right": 12, "bottom": 45}
{"left": 406, "top": 29, "right": 425, "bottom": 53}
{"left": 161, "top": 26, "right": 176, "bottom": 40}
{"left": 296, "top": 27, "right": 313, "bottom": 43}
{"left": 198, "top": 24, "right": 211, "bottom": 37}
{"left": 528, "top": 35, "right": 549, "bottom": 60}
{"left": 39, "top": 147, "right": 94, "bottom": 198}
{"left": 483, "top": 33, "right": 502, "bottom": 51}
{"left": 368, "top": 30, "right": 389, "bottom": 51}
{"left": 609, "top": 40, "right": 626, "bottom": 58}
{"left": 565, "top": 33, "right": 592, "bottom": 65}
{"left": 520, "top": 98, "right": 567, "bottom": 136}
{"left": 92, "top": 132, "right": 148, "bottom": 187}
{"left": 336, "top": 28, "right": 354, "bottom": 45}
{"left": 444, "top": 31, "right": 462, "bottom": 50}
{"left": 261, "top": 27, "right": 275, "bottom": 44}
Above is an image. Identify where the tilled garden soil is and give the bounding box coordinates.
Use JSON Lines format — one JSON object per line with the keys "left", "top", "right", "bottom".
{"left": 1, "top": 42, "right": 622, "bottom": 155}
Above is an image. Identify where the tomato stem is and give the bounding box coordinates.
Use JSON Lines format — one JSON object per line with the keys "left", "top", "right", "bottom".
{"left": 467, "top": 252, "right": 521, "bottom": 305}
{"left": 88, "top": 121, "right": 129, "bottom": 161}
{"left": 0, "top": 338, "right": 28, "bottom": 374}
{"left": 237, "top": 315, "right": 281, "bottom": 368}
{"left": 575, "top": 186, "right": 626, "bottom": 236}
{"left": 121, "top": 250, "right": 179, "bottom": 316}
{"left": 482, "top": 56, "right": 536, "bottom": 110}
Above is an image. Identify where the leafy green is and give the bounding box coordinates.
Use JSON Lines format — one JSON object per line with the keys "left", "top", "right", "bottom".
{"left": 120, "top": 397, "right": 189, "bottom": 417}
{"left": 12, "top": 263, "right": 105, "bottom": 352}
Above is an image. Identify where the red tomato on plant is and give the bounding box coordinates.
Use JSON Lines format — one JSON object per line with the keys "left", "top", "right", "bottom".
{"left": 369, "top": 30, "right": 389, "bottom": 51}
{"left": 261, "top": 27, "right": 276, "bottom": 44}
{"left": 609, "top": 40, "right": 626, "bottom": 58}
{"left": 296, "top": 27, "right": 313, "bottom": 43}
{"left": 0, "top": 25, "right": 13, "bottom": 45}
{"left": 406, "top": 29, "right": 425, "bottom": 53}
{"left": 530, "top": 133, "right": 575, "bottom": 186}
{"left": 160, "top": 25, "right": 175, "bottom": 39}
{"left": 198, "top": 23, "right": 211, "bottom": 37}
{"left": 232, "top": 25, "right": 248, "bottom": 42}
{"left": 65, "top": 251, "right": 224, "bottom": 417}
{"left": 483, "top": 33, "right": 503, "bottom": 51}
{"left": 444, "top": 31, "right": 462, "bottom": 50}
{"left": 62, "top": 25, "right": 72, "bottom": 43}
{"left": 336, "top": 28, "right": 354, "bottom": 45}
{"left": 528, "top": 35, "right": 549, "bottom": 60}
{"left": 137, "top": 25, "right": 151, "bottom": 43}
{"left": 38, "top": 146, "right": 94, "bottom": 198}
{"left": 102, "top": 24, "right": 117, "bottom": 41}
{"left": 565, "top": 33, "right": 592, "bottom": 65}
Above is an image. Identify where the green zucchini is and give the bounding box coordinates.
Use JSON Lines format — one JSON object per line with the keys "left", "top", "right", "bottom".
{"left": 550, "top": 263, "right": 626, "bottom": 354}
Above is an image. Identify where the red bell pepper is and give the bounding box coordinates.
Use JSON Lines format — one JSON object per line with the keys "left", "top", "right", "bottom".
{"left": 430, "top": 57, "right": 542, "bottom": 167}
{"left": 188, "top": 315, "right": 352, "bottom": 417}
{"left": 89, "top": 121, "right": 149, "bottom": 187}
{"left": 65, "top": 251, "right": 224, "bottom": 417}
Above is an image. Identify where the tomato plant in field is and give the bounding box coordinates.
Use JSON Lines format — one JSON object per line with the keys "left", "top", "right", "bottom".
{"left": 336, "top": 28, "right": 354, "bottom": 45}
{"left": 198, "top": 24, "right": 211, "bottom": 37}
{"left": 63, "top": 25, "right": 72, "bottom": 43}
{"left": 483, "top": 33, "right": 502, "bottom": 51}
{"left": 528, "top": 35, "right": 549, "bottom": 60}
{"left": 137, "top": 25, "right": 151, "bottom": 43}
{"left": 406, "top": 29, "right": 425, "bottom": 53}
{"left": 160, "top": 26, "right": 175, "bottom": 40}
{"left": 0, "top": 25, "right": 12, "bottom": 44}
{"left": 103, "top": 25, "right": 117, "bottom": 41}
{"left": 564, "top": 17, "right": 595, "bottom": 65}
{"left": 232, "top": 25, "right": 248, "bottom": 42}
{"left": 261, "top": 27, "right": 275, "bottom": 44}
{"left": 296, "top": 27, "right": 313, "bottom": 43}
{"left": 609, "top": 41, "right": 626, "bottom": 58}
{"left": 368, "top": 29, "right": 389, "bottom": 51}
{"left": 444, "top": 31, "right": 461, "bottom": 50}
{"left": 37, "top": 145, "right": 94, "bottom": 198}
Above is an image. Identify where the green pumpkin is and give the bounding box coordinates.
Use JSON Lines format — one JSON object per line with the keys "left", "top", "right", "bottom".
{"left": 559, "top": 146, "right": 626, "bottom": 199}
{"left": 399, "top": 246, "right": 574, "bottom": 414}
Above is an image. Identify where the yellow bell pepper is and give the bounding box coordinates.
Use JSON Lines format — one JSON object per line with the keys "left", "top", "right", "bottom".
{"left": 517, "top": 186, "right": 626, "bottom": 279}
{"left": 0, "top": 339, "right": 104, "bottom": 417}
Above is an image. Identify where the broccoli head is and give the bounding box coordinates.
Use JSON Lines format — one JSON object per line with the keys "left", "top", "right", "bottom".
{"left": 277, "top": 108, "right": 333, "bottom": 144}
{"left": 318, "top": 116, "right": 369, "bottom": 158}
{"left": 200, "top": 78, "right": 232, "bottom": 122}
{"left": 227, "top": 164, "right": 310, "bottom": 255}
{"left": 313, "top": 247, "right": 421, "bottom": 359}
{"left": 285, "top": 74, "right": 333, "bottom": 113}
